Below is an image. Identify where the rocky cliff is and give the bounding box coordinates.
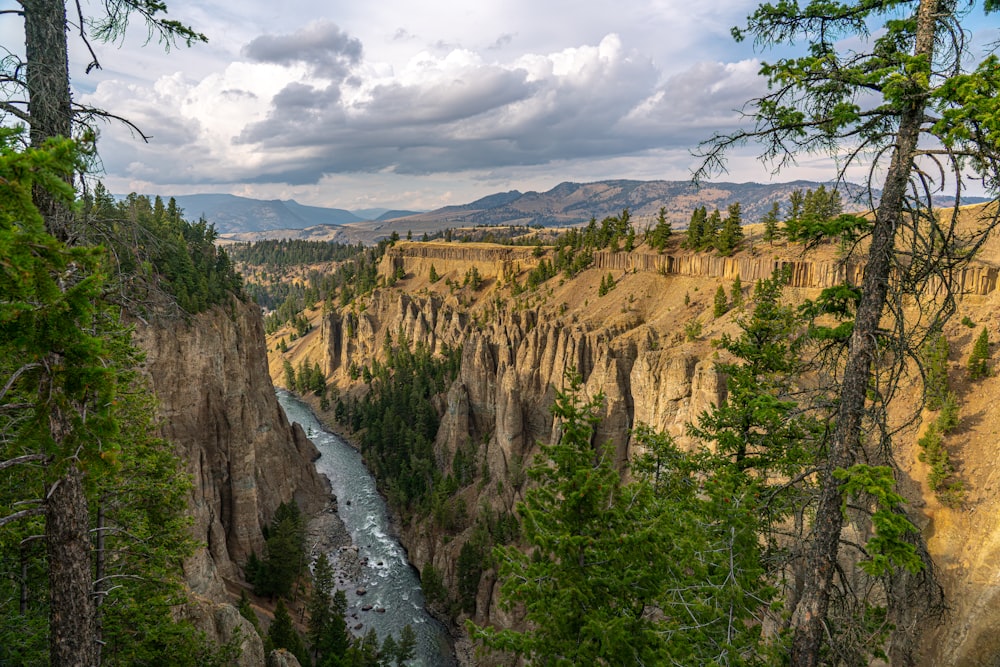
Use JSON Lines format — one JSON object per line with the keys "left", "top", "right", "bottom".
{"left": 135, "top": 299, "right": 331, "bottom": 660}
{"left": 275, "top": 240, "right": 1000, "bottom": 666}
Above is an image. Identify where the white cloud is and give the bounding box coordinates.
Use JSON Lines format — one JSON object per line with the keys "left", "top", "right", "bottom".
{"left": 74, "top": 1, "right": 832, "bottom": 208}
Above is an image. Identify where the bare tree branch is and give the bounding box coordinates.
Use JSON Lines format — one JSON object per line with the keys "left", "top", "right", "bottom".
{"left": 0, "top": 453, "right": 48, "bottom": 472}
{"left": 0, "top": 506, "right": 44, "bottom": 529}
{"left": 0, "top": 362, "right": 40, "bottom": 403}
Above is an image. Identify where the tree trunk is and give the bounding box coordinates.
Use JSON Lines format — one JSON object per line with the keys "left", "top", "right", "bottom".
{"left": 95, "top": 502, "right": 105, "bottom": 666}
{"left": 788, "top": 1, "right": 941, "bottom": 663}
{"left": 24, "top": 0, "right": 72, "bottom": 145}
{"left": 23, "top": 0, "right": 74, "bottom": 242}
{"left": 46, "top": 466, "right": 97, "bottom": 667}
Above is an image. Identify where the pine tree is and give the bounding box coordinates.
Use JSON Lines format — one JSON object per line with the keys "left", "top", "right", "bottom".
{"left": 237, "top": 591, "right": 261, "bottom": 636}
{"left": 685, "top": 206, "right": 706, "bottom": 249}
{"left": 348, "top": 628, "right": 380, "bottom": 666}
{"left": 731, "top": 275, "right": 744, "bottom": 310}
{"left": 713, "top": 284, "right": 729, "bottom": 317}
{"left": 0, "top": 132, "right": 227, "bottom": 666}
{"left": 702, "top": 208, "right": 722, "bottom": 250}
{"left": 598, "top": 272, "right": 615, "bottom": 296}
{"left": 474, "top": 377, "right": 777, "bottom": 664}
{"left": 924, "top": 332, "right": 951, "bottom": 411}
{"left": 784, "top": 189, "right": 804, "bottom": 240}
{"left": 308, "top": 553, "right": 335, "bottom": 658}
{"left": 395, "top": 625, "right": 416, "bottom": 666}
{"left": 968, "top": 327, "right": 991, "bottom": 380}
{"left": 474, "top": 377, "right": 676, "bottom": 663}
{"left": 253, "top": 502, "right": 307, "bottom": 598}
{"left": 648, "top": 206, "right": 672, "bottom": 251}
{"left": 717, "top": 201, "right": 744, "bottom": 255}
{"left": 268, "top": 599, "right": 307, "bottom": 662}
{"left": 693, "top": 271, "right": 819, "bottom": 474}
{"left": 428, "top": 264, "right": 439, "bottom": 283}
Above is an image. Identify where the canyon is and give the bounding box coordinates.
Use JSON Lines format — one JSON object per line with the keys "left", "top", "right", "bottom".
{"left": 271, "top": 232, "right": 1000, "bottom": 666}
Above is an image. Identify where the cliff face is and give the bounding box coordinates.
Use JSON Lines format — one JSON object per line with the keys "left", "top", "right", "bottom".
{"left": 135, "top": 299, "right": 329, "bottom": 600}
{"left": 317, "top": 281, "right": 728, "bottom": 632}
{"left": 289, "top": 242, "right": 1000, "bottom": 666}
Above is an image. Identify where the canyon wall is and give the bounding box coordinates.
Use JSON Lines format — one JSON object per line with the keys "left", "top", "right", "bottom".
{"left": 135, "top": 299, "right": 330, "bottom": 660}
{"left": 382, "top": 241, "right": 1000, "bottom": 295}
{"left": 309, "top": 243, "right": 1000, "bottom": 666}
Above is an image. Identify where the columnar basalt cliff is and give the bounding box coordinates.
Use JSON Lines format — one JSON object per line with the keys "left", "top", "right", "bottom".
{"left": 135, "top": 300, "right": 329, "bottom": 612}
{"left": 382, "top": 241, "right": 1000, "bottom": 296}
{"left": 280, "top": 241, "right": 1000, "bottom": 666}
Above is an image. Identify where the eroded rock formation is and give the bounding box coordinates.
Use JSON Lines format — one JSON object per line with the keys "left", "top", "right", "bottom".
{"left": 135, "top": 299, "right": 330, "bottom": 614}
{"left": 293, "top": 242, "right": 1000, "bottom": 665}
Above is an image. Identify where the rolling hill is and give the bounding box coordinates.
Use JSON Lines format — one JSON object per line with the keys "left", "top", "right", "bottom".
{"left": 169, "top": 180, "right": 990, "bottom": 243}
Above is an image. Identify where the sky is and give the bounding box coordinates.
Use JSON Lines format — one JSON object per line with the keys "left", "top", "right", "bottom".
{"left": 5, "top": 1, "right": 999, "bottom": 211}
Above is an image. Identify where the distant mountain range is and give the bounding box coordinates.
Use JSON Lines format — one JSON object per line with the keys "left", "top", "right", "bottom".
{"left": 157, "top": 181, "right": 989, "bottom": 244}
{"left": 155, "top": 194, "right": 421, "bottom": 235}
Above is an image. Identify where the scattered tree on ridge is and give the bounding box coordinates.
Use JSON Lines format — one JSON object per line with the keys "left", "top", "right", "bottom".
{"left": 968, "top": 327, "right": 991, "bottom": 380}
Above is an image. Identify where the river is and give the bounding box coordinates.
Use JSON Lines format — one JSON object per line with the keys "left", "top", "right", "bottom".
{"left": 276, "top": 390, "right": 457, "bottom": 666}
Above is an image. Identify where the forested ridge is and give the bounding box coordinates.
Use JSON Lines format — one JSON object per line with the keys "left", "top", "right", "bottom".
{"left": 0, "top": 134, "right": 239, "bottom": 663}
{"left": 82, "top": 186, "right": 244, "bottom": 315}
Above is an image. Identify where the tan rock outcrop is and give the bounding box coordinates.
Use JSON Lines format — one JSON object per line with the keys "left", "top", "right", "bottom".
{"left": 182, "top": 599, "right": 266, "bottom": 667}
{"left": 135, "top": 300, "right": 330, "bottom": 600}
{"left": 266, "top": 649, "right": 303, "bottom": 667}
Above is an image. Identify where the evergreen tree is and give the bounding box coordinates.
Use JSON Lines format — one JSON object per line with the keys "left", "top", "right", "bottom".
{"left": 267, "top": 599, "right": 308, "bottom": 663}
{"left": 784, "top": 189, "right": 804, "bottom": 239}
{"left": 328, "top": 590, "right": 351, "bottom": 662}
{"left": 924, "top": 333, "right": 951, "bottom": 411}
{"left": 308, "top": 553, "right": 335, "bottom": 659}
{"left": 762, "top": 201, "right": 781, "bottom": 243}
{"left": 717, "top": 201, "right": 744, "bottom": 255}
{"left": 253, "top": 501, "right": 307, "bottom": 598}
{"left": 475, "top": 376, "right": 779, "bottom": 664}
{"left": 598, "top": 272, "right": 615, "bottom": 296}
{"left": 0, "top": 132, "right": 227, "bottom": 666}
{"left": 309, "top": 583, "right": 350, "bottom": 666}
{"left": 648, "top": 206, "right": 672, "bottom": 251}
{"left": 968, "top": 327, "right": 991, "bottom": 380}
{"left": 238, "top": 590, "right": 261, "bottom": 636}
{"left": 693, "top": 272, "right": 819, "bottom": 474}
{"left": 380, "top": 635, "right": 398, "bottom": 666}
{"left": 347, "top": 628, "right": 380, "bottom": 666}
{"left": 702, "top": 208, "right": 722, "bottom": 250}
{"left": 428, "top": 264, "right": 439, "bottom": 283}
{"left": 456, "top": 540, "right": 484, "bottom": 614}
{"left": 685, "top": 206, "right": 706, "bottom": 249}
{"left": 731, "top": 274, "right": 744, "bottom": 310}
{"left": 713, "top": 284, "right": 729, "bottom": 317}
{"left": 624, "top": 226, "right": 636, "bottom": 252}
{"left": 396, "top": 625, "right": 416, "bottom": 666}
{"left": 474, "top": 377, "right": 676, "bottom": 664}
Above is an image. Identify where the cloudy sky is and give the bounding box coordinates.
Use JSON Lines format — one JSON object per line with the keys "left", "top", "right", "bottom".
{"left": 9, "top": 1, "right": 999, "bottom": 211}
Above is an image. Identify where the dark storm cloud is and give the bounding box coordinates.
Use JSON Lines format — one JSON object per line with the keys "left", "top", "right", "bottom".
{"left": 99, "top": 28, "right": 766, "bottom": 189}
{"left": 242, "top": 20, "right": 362, "bottom": 80}
{"left": 235, "top": 35, "right": 677, "bottom": 181}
